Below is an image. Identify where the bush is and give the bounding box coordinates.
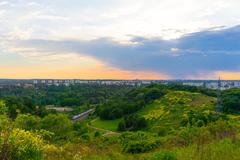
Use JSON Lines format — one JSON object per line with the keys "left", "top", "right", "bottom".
{"left": 207, "top": 120, "right": 237, "bottom": 140}
{"left": 73, "top": 121, "right": 88, "bottom": 136}
{"left": 180, "top": 109, "right": 226, "bottom": 127}
{"left": 120, "top": 132, "right": 161, "bottom": 153}
{"left": 8, "top": 129, "right": 45, "bottom": 160}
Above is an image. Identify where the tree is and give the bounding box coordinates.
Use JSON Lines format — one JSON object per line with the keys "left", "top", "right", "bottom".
{"left": 73, "top": 121, "right": 88, "bottom": 136}
{"left": 14, "top": 114, "right": 41, "bottom": 131}
{"left": 222, "top": 89, "right": 240, "bottom": 113}
{"left": 0, "top": 100, "right": 8, "bottom": 115}
{"left": 0, "top": 115, "right": 11, "bottom": 131}
{"left": 41, "top": 114, "right": 73, "bottom": 140}
{"left": 98, "top": 104, "right": 123, "bottom": 120}
{"left": 4, "top": 97, "right": 24, "bottom": 119}
{"left": 118, "top": 114, "right": 147, "bottom": 131}
{"left": 144, "top": 88, "right": 166, "bottom": 103}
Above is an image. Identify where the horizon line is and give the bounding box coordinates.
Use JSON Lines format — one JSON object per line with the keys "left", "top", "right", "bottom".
{"left": 0, "top": 78, "right": 239, "bottom": 81}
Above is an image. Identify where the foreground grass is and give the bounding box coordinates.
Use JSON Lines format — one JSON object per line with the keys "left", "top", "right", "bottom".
{"left": 45, "top": 137, "right": 240, "bottom": 160}
{"left": 81, "top": 138, "right": 240, "bottom": 160}
{"left": 176, "top": 138, "right": 240, "bottom": 160}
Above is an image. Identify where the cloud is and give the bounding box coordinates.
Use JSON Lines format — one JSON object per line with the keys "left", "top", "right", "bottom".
{"left": 9, "top": 25, "right": 240, "bottom": 78}
{"left": 0, "top": 1, "right": 9, "bottom": 6}
{"left": 19, "top": 11, "right": 70, "bottom": 21}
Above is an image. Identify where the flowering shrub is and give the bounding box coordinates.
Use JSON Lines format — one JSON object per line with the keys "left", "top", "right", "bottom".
{"left": 8, "top": 128, "right": 45, "bottom": 160}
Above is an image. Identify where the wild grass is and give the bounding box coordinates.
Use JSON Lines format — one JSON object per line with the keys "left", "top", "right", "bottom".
{"left": 177, "top": 138, "right": 240, "bottom": 160}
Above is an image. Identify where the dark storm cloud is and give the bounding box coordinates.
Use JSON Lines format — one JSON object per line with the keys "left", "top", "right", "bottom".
{"left": 14, "top": 25, "right": 240, "bottom": 78}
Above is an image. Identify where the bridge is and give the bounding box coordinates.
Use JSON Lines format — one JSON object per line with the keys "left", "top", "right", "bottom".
{"left": 72, "top": 109, "right": 95, "bottom": 121}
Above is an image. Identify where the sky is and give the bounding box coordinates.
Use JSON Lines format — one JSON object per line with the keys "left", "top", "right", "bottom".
{"left": 1, "top": 0, "right": 240, "bottom": 79}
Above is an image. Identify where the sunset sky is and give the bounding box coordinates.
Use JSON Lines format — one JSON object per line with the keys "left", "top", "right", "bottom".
{"left": 1, "top": 0, "right": 240, "bottom": 79}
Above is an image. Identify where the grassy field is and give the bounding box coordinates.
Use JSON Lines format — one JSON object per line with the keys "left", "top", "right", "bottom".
{"left": 91, "top": 118, "right": 122, "bottom": 131}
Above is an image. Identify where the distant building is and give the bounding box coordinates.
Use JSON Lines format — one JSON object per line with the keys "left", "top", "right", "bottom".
{"left": 183, "top": 82, "right": 204, "bottom": 87}
{"left": 23, "top": 84, "right": 34, "bottom": 88}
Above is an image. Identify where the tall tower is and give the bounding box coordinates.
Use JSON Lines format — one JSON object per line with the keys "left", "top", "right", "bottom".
{"left": 216, "top": 77, "right": 222, "bottom": 112}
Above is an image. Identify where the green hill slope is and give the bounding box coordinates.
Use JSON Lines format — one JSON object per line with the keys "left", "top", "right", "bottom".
{"left": 139, "top": 91, "right": 216, "bottom": 133}
{"left": 92, "top": 91, "right": 216, "bottom": 132}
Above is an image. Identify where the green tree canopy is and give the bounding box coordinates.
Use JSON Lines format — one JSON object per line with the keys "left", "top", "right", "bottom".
{"left": 41, "top": 114, "right": 73, "bottom": 140}
{"left": 14, "top": 114, "right": 41, "bottom": 131}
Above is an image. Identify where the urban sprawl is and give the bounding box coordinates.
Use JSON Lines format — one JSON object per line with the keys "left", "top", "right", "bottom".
{"left": 0, "top": 79, "right": 240, "bottom": 90}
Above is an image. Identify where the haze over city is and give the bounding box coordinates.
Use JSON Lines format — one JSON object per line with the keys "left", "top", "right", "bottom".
{"left": 1, "top": 0, "right": 240, "bottom": 79}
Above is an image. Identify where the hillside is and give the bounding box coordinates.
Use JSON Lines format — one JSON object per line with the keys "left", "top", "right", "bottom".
{"left": 82, "top": 90, "right": 240, "bottom": 160}
{"left": 92, "top": 91, "right": 216, "bottom": 133}
{"left": 141, "top": 91, "right": 216, "bottom": 132}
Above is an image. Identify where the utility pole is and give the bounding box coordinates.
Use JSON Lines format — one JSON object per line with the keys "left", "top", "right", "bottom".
{"left": 216, "top": 77, "right": 223, "bottom": 112}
